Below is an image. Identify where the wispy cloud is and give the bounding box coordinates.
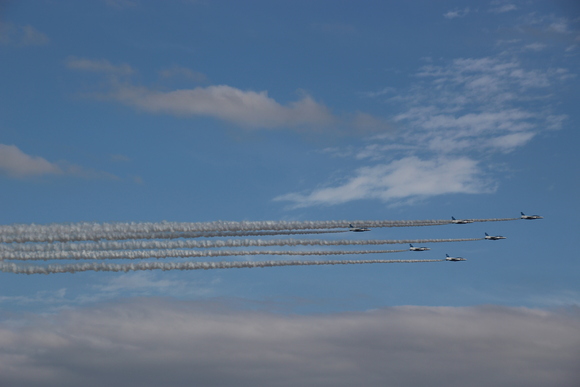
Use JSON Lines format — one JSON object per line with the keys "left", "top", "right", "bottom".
{"left": 0, "top": 144, "right": 118, "bottom": 180}
{"left": 66, "top": 57, "right": 135, "bottom": 75}
{"left": 159, "top": 65, "right": 207, "bottom": 83}
{"left": 0, "top": 22, "right": 49, "bottom": 46}
{"left": 489, "top": 4, "right": 517, "bottom": 14}
{"left": 277, "top": 51, "right": 570, "bottom": 207}
{"left": 443, "top": 8, "right": 470, "bottom": 19}
{"left": 0, "top": 301, "right": 578, "bottom": 387}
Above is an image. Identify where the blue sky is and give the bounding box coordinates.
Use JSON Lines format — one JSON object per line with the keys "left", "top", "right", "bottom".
{"left": 1, "top": 1, "right": 579, "bottom": 386}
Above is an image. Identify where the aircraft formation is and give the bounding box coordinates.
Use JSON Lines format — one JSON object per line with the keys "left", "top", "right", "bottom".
{"left": 0, "top": 213, "right": 542, "bottom": 274}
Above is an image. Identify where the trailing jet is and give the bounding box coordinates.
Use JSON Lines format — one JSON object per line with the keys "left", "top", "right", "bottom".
{"left": 409, "top": 244, "right": 430, "bottom": 251}
{"left": 349, "top": 224, "right": 370, "bottom": 232}
{"left": 521, "top": 212, "right": 543, "bottom": 220}
{"left": 451, "top": 216, "right": 474, "bottom": 224}
{"left": 446, "top": 254, "right": 466, "bottom": 262}
{"left": 485, "top": 232, "right": 506, "bottom": 240}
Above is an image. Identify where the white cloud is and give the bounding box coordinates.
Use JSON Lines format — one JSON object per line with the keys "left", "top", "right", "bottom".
{"left": 0, "top": 301, "right": 578, "bottom": 387}
{"left": 275, "top": 157, "right": 494, "bottom": 208}
{"left": 0, "top": 144, "right": 62, "bottom": 178}
{"left": 66, "top": 57, "right": 134, "bottom": 75}
{"left": 111, "top": 84, "right": 336, "bottom": 128}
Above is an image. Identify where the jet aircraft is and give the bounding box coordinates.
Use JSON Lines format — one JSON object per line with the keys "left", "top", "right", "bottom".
{"left": 409, "top": 244, "right": 430, "bottom": 251}
{"left": 451, "top": 216, "right": 474, "bottom": 224}
{"left": 485, "top": 232, "right": 506, "bottom": 240}
{"left": 349, "top": 224, "right": 370, "bottom": 232}
{"left": 521, "top": 212, "right": 543, "bottom": 220}
{"left": 445, "top": 254, "right": 466, "bottom": 262}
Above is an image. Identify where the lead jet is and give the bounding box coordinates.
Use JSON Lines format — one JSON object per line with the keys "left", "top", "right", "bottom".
{"left": 446, "top": 254, "right": 466, "bottom": 262}
{"left": 409, "top": 244, "right": 430, "bottom": 251}
{"left": 521, "top": 212, "right": 543, "bottom": 220}
{"left": 485, "top": 232, "right": 506, "bottom": 240}
{"left": 451, "top": 216, "right": 474, "bottom": 224}
{"left": 349, "top": 224, "right": 370, "bottom": 232}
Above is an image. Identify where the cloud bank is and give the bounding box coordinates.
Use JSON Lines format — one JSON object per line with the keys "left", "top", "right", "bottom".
{"left": 0, "top": 300, "right": 578, "bottom": 387}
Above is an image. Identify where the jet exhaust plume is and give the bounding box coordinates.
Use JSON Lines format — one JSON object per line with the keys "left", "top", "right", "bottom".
{"left": 0, "top": 259, "right": 446, "bottom": 275}
{"left": 0, "top": 238, "right": 483, "bottom": 252}
{"left": 0, "top": 249, "right": 410, "bottom": 261}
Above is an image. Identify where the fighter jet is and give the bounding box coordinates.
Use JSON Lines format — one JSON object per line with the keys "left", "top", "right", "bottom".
{"left": 446, "top": 254, "right": 466, "bottom": 262}
{"left": 521, "top": 212, "right": 543, "bottom": 220}
{"left": 485, "top": 232, "right": 506, "bottom": 240}
{"left": 451, "top": 216, "right": 474, "bottom": 224}
{"left": 409, "top": 244, "right": 430, "bottom": 251}
{"left": 349, "top": 224, "right": 370, "bottom": 232}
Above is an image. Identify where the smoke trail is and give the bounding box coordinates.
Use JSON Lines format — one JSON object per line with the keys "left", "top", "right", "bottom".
{"left": 0, "top": 259, "right": 446, "bottom": 275}
{"left": 0, "top": 229, "right": 348, "bottom": 244}
{"left": 0, "top": 238, "right": 483, "bottom": 252}
{"left": 0, "top": 249, "right": 410, "bottom": 261}
{"left": 0, "top": 217, "right": 519, "bottom": 237}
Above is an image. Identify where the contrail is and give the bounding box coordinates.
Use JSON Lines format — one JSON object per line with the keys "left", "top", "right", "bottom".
{"left": 0, "top": 249, "right": 409, "bottom": 261}
{"left": 0, "top": 238, "right": 483, "bottom": 252}
{"left": 0, "top": 229, "right": 349, "bottom": 244}
{"left": 0, "top": 217, "right": 519, "bottom": 237}
{"left": 0, "top": 259, "right": 446, "bottom": 275}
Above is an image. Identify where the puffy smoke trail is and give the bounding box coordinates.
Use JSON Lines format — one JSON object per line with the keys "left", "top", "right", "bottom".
{"left": 0, "top": 229, "right": 348, "bottom": 244}
{"left": 0, "top": 238, "right": 483, "bottom": 252}
{"left": 0, "top": 217, "right": 519, "bottom": 237}
{"left": 1, "top": 249, "right": 409, "bottom": 261}
{"left": 0, "top": 259, "right": 446, "bottom": 275}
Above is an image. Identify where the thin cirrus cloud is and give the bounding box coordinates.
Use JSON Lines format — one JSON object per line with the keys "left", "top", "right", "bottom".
{"left": 0, "top": 300, "right": 578, "bottom": 387}
{"left": 277, "top": 50, "right": 570, "bottom": 208}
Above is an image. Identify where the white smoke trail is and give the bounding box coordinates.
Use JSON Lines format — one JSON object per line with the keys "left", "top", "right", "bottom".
{"left": 0, "top": 217, "right": 519, "bottom": 237}
{"left": 0, "top": 219, "right": 442, "bottom": 234}
{"left": 0, "top": 259, "right": 446, "bottom": 274}
{"left": 0, "top": 238, "right": 483, "bottom": 252}
{"left": 0, "top": 229, "right": 348, "bottom": 244}
{"left": 0, "top": 249, "right": 410, "bottom": 261}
